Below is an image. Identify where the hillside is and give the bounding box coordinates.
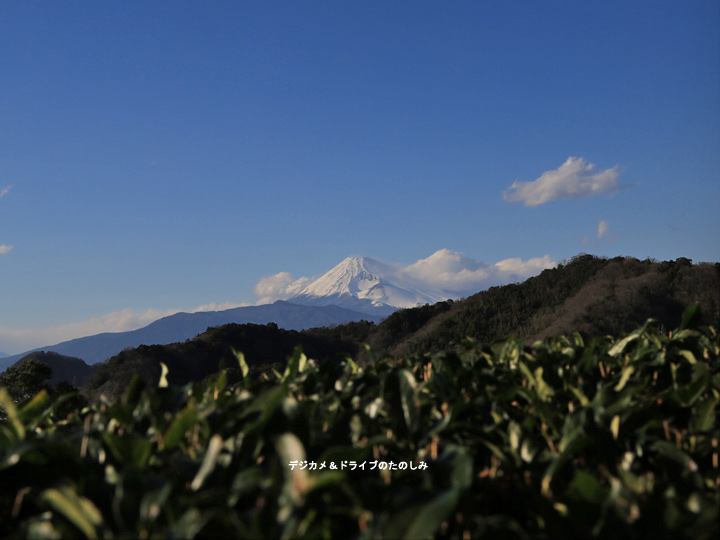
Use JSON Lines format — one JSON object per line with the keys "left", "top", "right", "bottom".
{"left": 12, "top": 351, "right": 96, "bottom": 388}
{"left": 82, "top": 322, "right": 361, "bottom": 402}
{"left": 0, "top": 301, "right": 382, "bottom": 371}
{"left": 358, "top": 255, "right": 719, "bottom": 358}
{"left": 81, "top": 255, "right": 719, "bottom": 401}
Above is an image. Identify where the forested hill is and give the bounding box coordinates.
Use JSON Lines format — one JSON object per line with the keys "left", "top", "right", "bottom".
{"left": 82, "top": 255, "right": 719, "bottom": 400}
{"left": 358, "top": 254, "right": 720, "bottom": 358}
{"left": 11, "top": 351, "right": 96, "bottom": 388}
{"left": 82, "top": 322, "right": 360, "bottom": 402}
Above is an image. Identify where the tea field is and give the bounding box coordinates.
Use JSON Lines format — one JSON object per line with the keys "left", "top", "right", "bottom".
{"left": 1, "top": 306, "right": 718, "bottom": 538}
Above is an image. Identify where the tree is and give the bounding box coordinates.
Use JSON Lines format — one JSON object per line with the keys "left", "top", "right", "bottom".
{"left": 0, "top": 358, "right": 52, "bottom": 402}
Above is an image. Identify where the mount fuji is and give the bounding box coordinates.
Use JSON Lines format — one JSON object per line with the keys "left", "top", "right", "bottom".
{"left": 288, "top": 256, "right": 449, "bottom": 316}
{"left": 1, "top": 256, "right": 452, "bottom": 371}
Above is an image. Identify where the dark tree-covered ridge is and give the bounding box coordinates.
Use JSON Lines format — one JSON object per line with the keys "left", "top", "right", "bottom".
{"left": 81, "top": 255, "right": 719, "bottom": 401}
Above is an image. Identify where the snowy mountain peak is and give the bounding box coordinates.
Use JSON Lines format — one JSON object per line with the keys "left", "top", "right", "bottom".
{"left": 296, "top": 256, "right": 388, "bottom": 300}
{"left": 288, "top": 256, "right": 447, "bottom": 316}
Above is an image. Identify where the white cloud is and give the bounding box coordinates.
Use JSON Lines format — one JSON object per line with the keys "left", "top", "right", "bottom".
{"left": 256, "top": 249, "right": 557, "bottom": 304}
{"left": 0, "top": 300, "right": 251, "bottom": 355}
{"left": 0, "top": 186, "right": 10, "bottom": 201}
{"left": 400, "top": 249, "right": 556, "bottom": 295}
{"left": 253, "top": 272, "right": 311, "bottom": 304}
{"left": 191, "top": 301, "right": 250, "bottom": 312}
{"left": 503, "top": 157, "right": 620, "bottom": 207}
{"left": 597, "top": 220, "right": 610, "bottom": 239}
{"left": 0, "top": 308, "right": 170, "bottom": 355}
{"left": 493, "top": 255, "right": 557, "bottom": 279}
{"left": 402, "top": 249, "right": 489, "bottom": 292}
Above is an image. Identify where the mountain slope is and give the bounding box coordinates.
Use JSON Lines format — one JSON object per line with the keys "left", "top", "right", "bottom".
{"left": 82, "top": 321, "right": 363, "bottom": 402}
{"left": 289, "top": 256, "right": 448, "bottom": 315}
{"left": 0, "top": 301, "right": 382, "bottom": 370}
{"left": 12, "top": 351, "right": 97, "bottom": 388}
{"left": 80, "top": 255, "right": 720, "bottom": 401}
{"left": 363, "top": 255, "right": 720, "bottom": 358}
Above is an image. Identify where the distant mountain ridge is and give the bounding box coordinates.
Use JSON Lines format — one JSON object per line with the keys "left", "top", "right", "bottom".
{"left": 1, "top": 255, "right": 452, "bottom": 371}
{"left": 289, "top": 256, "right": 448, "bottom": 315}
{"left": 80, "top": 255, "right": 720, "bottom": 401}
{"left": 0, "top": 301, "right": 382, "bottom": 370}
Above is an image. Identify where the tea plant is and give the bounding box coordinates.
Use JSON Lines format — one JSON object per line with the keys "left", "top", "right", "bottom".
{"left": 1, "top": 306, "right": 718, "bottom": 538}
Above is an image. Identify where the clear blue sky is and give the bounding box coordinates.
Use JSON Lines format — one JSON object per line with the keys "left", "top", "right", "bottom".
{"left": 1, "top": 1, "right": 719, "bottom": 352}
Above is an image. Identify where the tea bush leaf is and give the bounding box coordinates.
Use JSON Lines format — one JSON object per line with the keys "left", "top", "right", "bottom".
{"left": 40, "top": 485, "right": 103, "bottom": 539}
{"left": 163, "top": 403, "right": 197, "bottom": 450}
{"left": 191, "top": 434, "right": 223, "bottom": 491}
{"left": 232, "top": 348, "right": 249, "bottom": 379}
{"left": 382, "top": 489, "right": 460, "bottom": 540}
{"left": 1, "top": 312, "right": 718, "bottom": 539}
{"left": 0, "top": 387, "right": 24, "bottom": 441}
{"left": 681, "top": 303, "right": 703, "bottom": 330}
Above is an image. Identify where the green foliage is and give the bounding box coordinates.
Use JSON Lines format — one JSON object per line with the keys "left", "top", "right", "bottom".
{"left": 0, "top": 358, "right": 52, "bottom": 402}
{"left": 83, "top": 322, "right": 363, "bottom": 402}
{"left": 77, "top": 255, "right": 719, "bottom": 404}
{"left": 1, "top": 309, "right": 719, "bottom": 538}
{"left": 0, "top": 359, "right": 88, "bottom": 422}
{"left": 12, "top": 351, "right": 96, "bottom": 388}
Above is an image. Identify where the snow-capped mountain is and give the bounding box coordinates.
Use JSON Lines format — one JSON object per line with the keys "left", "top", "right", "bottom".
{"left": 289, "top": 256, "right": 448, "bottom": 316}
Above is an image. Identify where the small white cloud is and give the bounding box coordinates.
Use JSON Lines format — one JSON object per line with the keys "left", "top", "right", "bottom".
{"left": 597, "top": 220, "right": 610, "bottom": 239}
{"left": 0, "top": 186, "right": 10, "bottom": 201}
{"left": 503, "top": 157, "right": 620, "bottom": 207}
{"left": 191, "top": 301, "right": 250, "bottom": 312}
{"left": 493, "top": 255, "right": 557, "bottom": 280}
{"left": 253, "top": 272, "right": 312, "bottom": 304}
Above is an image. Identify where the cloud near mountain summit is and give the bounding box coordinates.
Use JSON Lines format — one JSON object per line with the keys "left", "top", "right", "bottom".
{"left": 253, "top": 272, "right": 311, "bottom": 304}
{"left": 254, "top": 249, "right": 556, "bottom": 304}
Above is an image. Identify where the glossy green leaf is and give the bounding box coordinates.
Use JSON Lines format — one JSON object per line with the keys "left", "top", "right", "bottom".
{"left": 680, "top": 304, "right": 702, "bottom": 330}
{"left": 382, "top": 489, "right": 460, "bottom": 540}
{"left": 158, "top": 362, "right": 169, "bottom": 388}
{"left": 41, "top": 485, "right": 103, "bottom": 539}
{"left": 191, "top": 434, "right": 223, "bottom": 490}
{"left": 163, "top": 404, "right": 197, "bottom": 450}
{"left": 0, "top": 387, "right": 24, "bottom": 440}
{"left": 397, "top": 369, "right": 420, "bottom": 433}
{"left": 232, "top": 348, "right": 249, "bottom": 379}
{"left": 690, "top": 396, "right": 718, "bottom": 433}
{"left": 608, "top": 333, "right": 639, "bottom": 357}
{"left": 18, "top": 389, "right": 50, "bottom": 424}
{"left": 569, "top": 470, "right": 605, "bottom": 503}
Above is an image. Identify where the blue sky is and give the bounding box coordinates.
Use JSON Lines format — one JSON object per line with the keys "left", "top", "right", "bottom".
{"left": 1, "top": 1, "right": 719, "bottom": 353}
